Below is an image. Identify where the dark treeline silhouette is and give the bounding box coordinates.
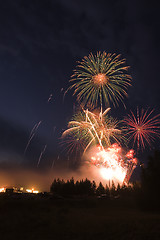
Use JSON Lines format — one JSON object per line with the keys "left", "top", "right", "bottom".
{"left": 50, "top": 150, "right": 160, "bottom": 211}
{"left": 50, "top": 177, "right": 135, "bottom": 198}
{"left": 139, "top": 150, "right": 160, "bottom": 210}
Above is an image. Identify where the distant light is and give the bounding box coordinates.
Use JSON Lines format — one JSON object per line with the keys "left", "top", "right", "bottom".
{"left": 0, "top": 187, "right": 5, "bottom": 193}
{"left": 26, "top": 189, "right": 32, "bottom": 193}
{"left": 26, "top": 188, "right": 39, "bottom": 194}
{"left": 33, "top": 190, "right": 39, "bottom": 194}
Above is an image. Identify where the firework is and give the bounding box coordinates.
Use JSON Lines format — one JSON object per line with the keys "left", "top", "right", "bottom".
{"left": 88, "top": 144, "right": 137, "bottom": 184}
{"left": 68, "top": 51, "right": 132, "bottom": 108}
{"left": 61, "top": 51, "right": 139, "bottom": 184}
{"left": 61, "top": 111, "right": 95, "bottom": 155}
{"left": 61, "top": 109, "right": 136, "bottom": 185}
{"left": 84, "top": 108, "right": 125, "bottom": 148}
{"left": 123, "top": 108, "right": 160, "bottom": 151}
{"left": 62, "top": 108, "right": 123, "bottom": 155}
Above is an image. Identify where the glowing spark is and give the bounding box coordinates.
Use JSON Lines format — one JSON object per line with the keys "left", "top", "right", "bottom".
{"left": 47, "top": 94, "right": 53, "bottom": 103}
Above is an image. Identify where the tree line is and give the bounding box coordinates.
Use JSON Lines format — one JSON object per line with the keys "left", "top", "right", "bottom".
{"left": 50, "top": 177, "right": 137, "bottom": 198}
{"left": 50, "top": 150, "right": 160, "bottom": 210}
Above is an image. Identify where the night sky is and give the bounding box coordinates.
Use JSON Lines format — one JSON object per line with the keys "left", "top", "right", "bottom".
{"left": 0, "top": 0, "right": 160, "bottom": 173}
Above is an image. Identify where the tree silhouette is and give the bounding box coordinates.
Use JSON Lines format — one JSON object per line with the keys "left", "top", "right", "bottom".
{"left": 96, "top": 182, "right": 105, "bottom": 196}
{"left": 110, "top": 181, "right": 116, "bottom": 197}
{"left": 141, "top": 150, "right": 160, "bottom": 210}
{"left": 92, "top": 181, "right": 96, "bottom": 195}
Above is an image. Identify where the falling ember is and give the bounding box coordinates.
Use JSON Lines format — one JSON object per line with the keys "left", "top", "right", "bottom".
{"left": 88, "top": 144, "right": 137, "bottom": 185}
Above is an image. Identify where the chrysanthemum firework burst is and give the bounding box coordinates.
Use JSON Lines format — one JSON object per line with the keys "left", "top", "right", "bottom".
{"left": 68, "top": 51, "right": 132, "bottom": 108}
{"left": 123, "top": 108, "right": 160, "bottom": 151}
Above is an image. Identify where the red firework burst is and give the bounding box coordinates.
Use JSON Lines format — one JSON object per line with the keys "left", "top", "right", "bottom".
{"left": 123, "top": 108, "right": 160, "bottom": 151}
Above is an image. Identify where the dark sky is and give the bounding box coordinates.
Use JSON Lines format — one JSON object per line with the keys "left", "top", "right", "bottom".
{"left": 0, "top": 0, "right": 159, "bottom": 170}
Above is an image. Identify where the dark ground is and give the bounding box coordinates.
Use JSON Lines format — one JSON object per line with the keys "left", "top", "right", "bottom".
{"left": 0, "top": 194, "right": 160, "bottom": 240}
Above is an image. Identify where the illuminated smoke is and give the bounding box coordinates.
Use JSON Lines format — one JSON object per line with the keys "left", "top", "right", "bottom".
{"left": 86, "top": 144, "right": 137, "bottom": 185}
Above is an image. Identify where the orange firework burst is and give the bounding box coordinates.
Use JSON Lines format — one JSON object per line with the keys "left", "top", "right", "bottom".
{"left": 123, "top": 108, "right": 160, "bottom": 151}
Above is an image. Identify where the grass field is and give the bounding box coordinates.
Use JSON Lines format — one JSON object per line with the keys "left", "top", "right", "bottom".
{"left": 0, "top": 194, "right": 160, "bottom": 240}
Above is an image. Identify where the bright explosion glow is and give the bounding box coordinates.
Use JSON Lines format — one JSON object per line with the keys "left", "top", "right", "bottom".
{"left": 89, "top": 144, "right": 137, "bottom": 185}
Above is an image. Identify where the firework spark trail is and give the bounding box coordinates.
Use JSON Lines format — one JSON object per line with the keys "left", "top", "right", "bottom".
{"left": 29, "top": 122, "right": 39, "bottom": 139}
{"left": 83, "top": 129, "right": 95, "bottom": 155}
{"left": 47, "top": 94, "right": 53, "bottom": 103}
{"left": 84, "top": 109, "right": 104, "bottom": 149}
{"left": 37, "top": 145, "right": 47, "bottom": 167}
{"left": 51, "top": 159, "right": 55, "bottom": 169}
{"left": 61, "top": 112, "right": 99, "bottom": 154}
{"left": 84, "top": 108, "right": 122, "bottom": 148}
{"left": 24, "top": 121, "right": 42, "bottom": 155}
{"left": 51, "top": 155, "right": 59, "bottom": 169}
